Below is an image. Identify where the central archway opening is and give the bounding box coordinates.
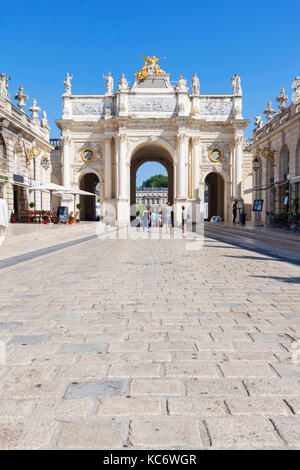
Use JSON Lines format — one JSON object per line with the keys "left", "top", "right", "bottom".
{"left": 79, "top": 173, "right": 100, "bottom": 221}
{"left": 130, "top": 144, "right": 174, "bottom": 221}
{"left": 204, "top": 172, "right": 225, "bottom": 220}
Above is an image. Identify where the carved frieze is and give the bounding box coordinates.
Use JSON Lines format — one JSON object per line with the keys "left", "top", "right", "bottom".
{"left": 197, "top": 101, "right": 233, "bottom": 117}
{"left": 128, "top": 97, "right": 176, "bottom": 113}
{"left": 72, "top": 100, "right": 105, "bottom": 115}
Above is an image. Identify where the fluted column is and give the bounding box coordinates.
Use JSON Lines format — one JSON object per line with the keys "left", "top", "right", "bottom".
{"left": 62, "top": 135, "right": 71, "bottom": 188}
{"left": 104, "top": 137, "right": 112, "bottom": 198}
{"left": 177, "top": 134, "right": 188, "bottom": 199}
{"left": 118, "top": 134, "right": 128, "bottom": 199}
{"left": 235, "top": 136, "right": 243, "bottom": 198}
{"left": 192, "top": 137, "right": 201, "bottom": 199}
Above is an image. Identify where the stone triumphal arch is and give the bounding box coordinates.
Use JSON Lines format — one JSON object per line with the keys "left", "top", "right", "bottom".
{"left": 53, "top": 57, "right": 249, "bottom": 224}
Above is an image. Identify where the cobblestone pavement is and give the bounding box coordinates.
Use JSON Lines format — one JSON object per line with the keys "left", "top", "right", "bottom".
{"left": 0, "top": 230, "right": 300, "bottom": 449}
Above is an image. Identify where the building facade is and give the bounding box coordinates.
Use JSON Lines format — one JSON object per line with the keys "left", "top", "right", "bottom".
{"left": 0, "top": 73, "right": 53, "bottom": 217}
{"left": 136, "top": 187, "right": 168, "bottom": 213}
{"left": 249, "top": 77, "right": 300, "bottom": 226}
{"left": 53, "top": 58, "right": 250, "bottom": 225}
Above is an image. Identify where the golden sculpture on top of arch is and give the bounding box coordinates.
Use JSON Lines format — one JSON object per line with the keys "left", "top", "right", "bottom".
{"left": 136, "top": 56, "right": 166, "bottom": 82}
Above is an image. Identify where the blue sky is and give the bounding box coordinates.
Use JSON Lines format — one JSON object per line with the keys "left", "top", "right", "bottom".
{"left": 1, "top": 0, "right": 299, "bottom": 184}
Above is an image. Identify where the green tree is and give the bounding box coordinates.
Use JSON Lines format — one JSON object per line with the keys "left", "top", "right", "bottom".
{"left": 141, "top": 174, "right": 168, "bottom": 188}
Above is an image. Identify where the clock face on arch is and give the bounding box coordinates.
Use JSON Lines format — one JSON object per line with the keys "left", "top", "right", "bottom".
{"left": 209, "top": 148, "right": 223, "bottom": 162}
{"left": 81, "top": 148, "right": 95, "bottom": 162}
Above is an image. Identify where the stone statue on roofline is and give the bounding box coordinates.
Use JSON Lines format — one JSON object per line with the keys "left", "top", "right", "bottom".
{"left": 254, "top": 114, "right": 263, "bottom": 130}
{"left": 41, "top": 110, "right": 50, "bottom": 130}
{"left": 292, "top": 77, "right": 300, "bottom": 104}
{"left": 118, "top": 74, "right": 128, "bottom": 92}
{"left": 63, "top": 73, "right": 73, "bottom": 95}
{"left": 191, "top": 72, "right": 200, "bottom": 95}
{"left": 231, "top": 73, "right": 242, "bottom": 95}
{"left": 176, "top": 74, "right": 188, "bottom": 92}
{"left": 103, "top": 72, "right": 114, "bottom": 95}
{"left": 0, "top": 73, "right": 11, "bottom": 100}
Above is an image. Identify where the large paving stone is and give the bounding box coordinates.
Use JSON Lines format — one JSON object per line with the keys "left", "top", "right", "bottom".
{"left": 219, "top": 363, "right": 276, "bottom": 378}
{"left": 63, "top": 380, "right": 125, "bottom": 399}
{"left": 225, "top": 397, "right": 290, "bottom": 416}
{"left": 108, "top": 363, "right": 161, "bottom": 378}
{"left": 57, "top": 421, "right": 123, "bottom": 449}
{"left": 185, "top": 378, "right": 247, "bottom": 397}
{"left": 266, "top": 417, "right": 300, "bottom": 446}
{"left": 206, "top": 417, "right": 282, "bottom": 448}
{"left": 32, "top": 398, "right": 94, "bottom": 419}
{"left": 0, "top": 322, "right": 23, "bottom": 330}
{"left": 0, "top": 421, "right": 58, "bottom": 449}
{"left": 98, "top": 397, "right": 162, "bottom": 416}
{"left": 7, "top": 334, "right": 50, "bottom": 346}
{"left": 55, "top": 364, "right": 107, "bottom": 381}
{"left": 244, "top": 379, "right": 300, "bottom": 396}
{"left": 131, "top": 379, "right": 182, "bottom": 396}
{"left": 1, "top": 381, "right": 66, "bottom": 400}
{"left": 58, "top": 343, "right": 107, "bottom": 355}
{"left": 0, "top": 400, "right": 34, "bottom": 420}
{"left": 165, "top": 362, "right": 220, "bottom": 378}
{"left": 130, "top": 418, "right": 204, "bottom": 448}
{"left": 168, "top": 397, "right": 226, "bottom": 416}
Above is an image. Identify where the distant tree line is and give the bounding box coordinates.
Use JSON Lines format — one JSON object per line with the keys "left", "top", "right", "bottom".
{"left": 139, "top": 174, "right": 168, "bottom": 188}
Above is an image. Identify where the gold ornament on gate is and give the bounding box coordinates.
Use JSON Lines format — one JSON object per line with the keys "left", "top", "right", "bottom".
{"left": 26, "top": 146, "right": 41, "bottom": 165}
{"left": 136, "top": 56, "right": 166, "bottom": 82}
{"left": 26, "top": 145, "right": 48, "bottom": 166}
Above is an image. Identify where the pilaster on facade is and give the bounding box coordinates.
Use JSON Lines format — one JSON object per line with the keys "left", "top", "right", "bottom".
{"left": 191, "top": 136, "right": 201, "bottom": 199}
{"left": 61, "top": 134, "right": 71, "bottom": 187}
{"left": 104, "top": 136, "right": 113, "bottom": 199}
{"left": 177, "top": 134, "right": 189, "bottom": 200}
{"left": 118, "top": 133, "right": 128, "bottom": 200}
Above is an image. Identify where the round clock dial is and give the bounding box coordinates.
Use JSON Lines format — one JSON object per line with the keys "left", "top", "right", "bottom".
{"left": 81, "top": 148, "right": 95, "bottom": 162}
{"left": 209, "top": 148, "right": 223, "bottom": 162}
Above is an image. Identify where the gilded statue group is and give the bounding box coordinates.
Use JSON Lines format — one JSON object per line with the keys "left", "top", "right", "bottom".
{"left": 136, "top": 56, "right": 166, "bottom": 82}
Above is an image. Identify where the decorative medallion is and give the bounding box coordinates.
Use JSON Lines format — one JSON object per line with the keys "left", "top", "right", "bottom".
{"left": 81, "top": 148, "right": 95, "bottom": 162}
{"left": 209, "top": 147, "right": 223, "bottom": 162}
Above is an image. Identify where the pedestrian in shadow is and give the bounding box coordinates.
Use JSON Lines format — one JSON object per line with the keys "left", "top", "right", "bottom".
{"left": 233, "top": 200, "right": 237, "bottom": 224}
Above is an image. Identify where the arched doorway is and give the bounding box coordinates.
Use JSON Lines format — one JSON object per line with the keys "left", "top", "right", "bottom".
{"left": 204, "top": 172, "right": 225, "bottom": 220}
{"left": 130, "top": 144, "right": 174, "bottom": 221}
{"left": 79, "top": 173, "right": 100, "bottom": 221}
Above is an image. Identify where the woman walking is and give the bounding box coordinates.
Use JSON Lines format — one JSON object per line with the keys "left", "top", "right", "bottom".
{"left": 181, "top": 205, "right": 187, "bottom": 233}
{"left": 142, "top": 207, "right": 151, "bottom": 232}
{"left": 163, "top": 202, "right": 172, "bottom": 234}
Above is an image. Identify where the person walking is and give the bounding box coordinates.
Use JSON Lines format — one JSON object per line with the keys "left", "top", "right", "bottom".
{"left": 142, "top": 207, "right": 151, "bottom": 232}
{"left": 158, "top": 211, "right": 162, "bottom": 228}
{"left": 233, "top": 200, "right": 237, "bottom": 224}
{"left": 181, "top": 205, "right": 187, "bottom": 234}
{"left": 142, "top": 207, "right": 150, "bottom": 231}
{"left": 151, "top": 211, "right": 156, "bottom": 228}
{"left": 164, "top": 202, "right": 172, "bottom": 234}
